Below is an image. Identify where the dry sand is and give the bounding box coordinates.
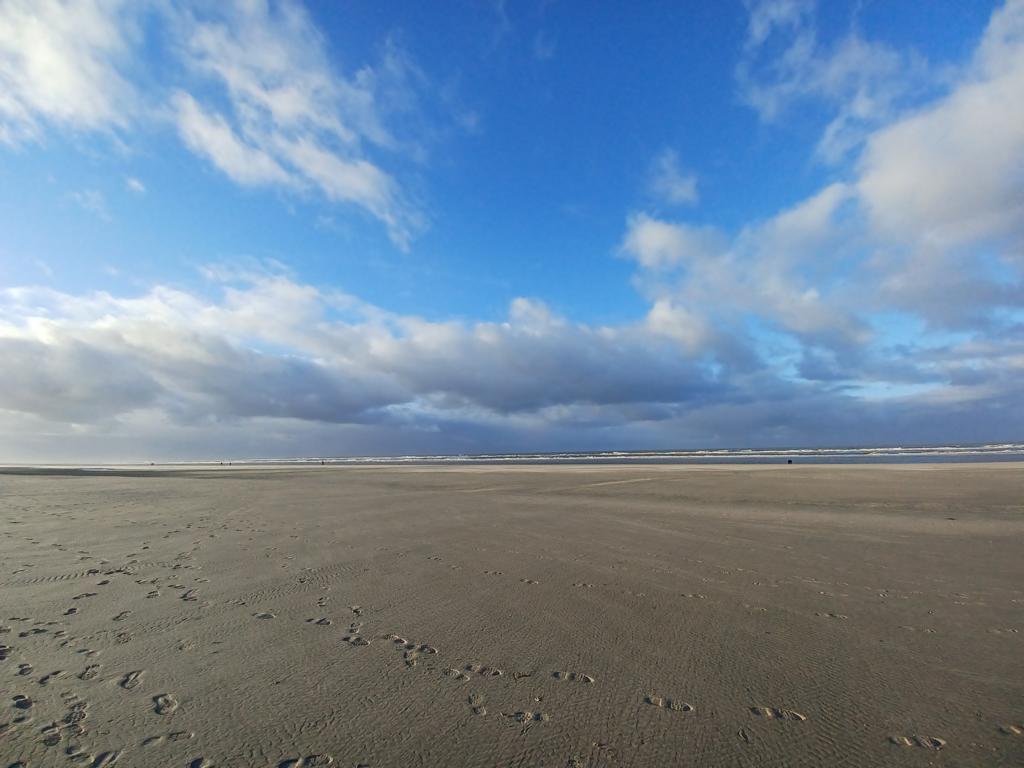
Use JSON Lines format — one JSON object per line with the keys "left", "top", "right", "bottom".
{"left": 1, "top": 463, "right": 1022, "bottom": 767}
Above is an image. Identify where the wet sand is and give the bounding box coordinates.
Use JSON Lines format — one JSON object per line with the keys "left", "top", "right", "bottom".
{"left": 1, "top": 463, "right": 1022, "bottom": 767}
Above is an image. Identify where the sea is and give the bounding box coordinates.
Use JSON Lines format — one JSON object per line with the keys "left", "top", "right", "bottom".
{"left": 217, "top": 442, "right": 1024, "bottom": 466}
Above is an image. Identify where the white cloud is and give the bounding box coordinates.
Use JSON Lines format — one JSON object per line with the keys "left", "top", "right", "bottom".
{"left": 743, "top": 0, "right": 814, "bottom": 50}
{"left": 632, "top": 0, "right": 1024, "bottom": 343}
{"left": 750, "top": 181, "right": 852, "bottom": 258}
{"left": 645, "top": 299, "right": 709, "bottom": 354}
{"left": 274, "top": 135, "right": 420, "bottom": 248}
{"left": 0, "top": 0, "right": 439, "bottom": 248}
{"left": 622, "top": 182, "right": 866, "bottom": 344}
{"left": 69, "top": 188, "right": 111, "bottom": 221}
{"left": 0, "top": 0, "right": 136, "bottom": 144}
{"left": 857, "top": 0, "right": 1024, "bottom": 249}
{"left": 647, "top": 149, "right": 698, "bottom": 206}
{"left": 171, "top": 1, "right": 426, "bottom": 249}
{"left": 620, "top": 214, "right": 722, "bottom": 270}
{"left": 172, "top": 91, "right": 295, "bottom": 188}
{"left": 737, "top": 0, "right": 929, "bottom": 162}
{"left": 125, "top": 176, "right": 146, "bottom": 194}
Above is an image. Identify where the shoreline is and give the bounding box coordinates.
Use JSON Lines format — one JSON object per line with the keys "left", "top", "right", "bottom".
{"left": 2, "top": 458, "right": 1024, "bottom": 474}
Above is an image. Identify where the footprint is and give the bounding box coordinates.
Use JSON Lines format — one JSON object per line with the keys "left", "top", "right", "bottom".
{"left": 465, "top": 663, "right": 503, "bottom": 678}
{"left": 443, "top": 666, "right": 470, "bottom": 681}
{"left": 120, "top": 670, "right": 144, "bottom": 690}
{"left": 142, "top": 730, "right": 192, "bottom": 746}
{"left": 385, "top": 636, "right": 438, "bottom": 667}
{"left": 645, "top": 695, "right": 694, "bottom": 713}
{"left": 552, "top": 671, "right": 594, "bottom": 684}
{"left": 253, "top": 612, "right": 275, "bottom": 620}
{"left": 520, "top": 579, "right": 540, "bottom": 585}
{"left": 92, "top": 751, "right": 121, "bottom": 767}
{"left": 889, "top": 734, "right": 946, "bottom": 750}
{"left": 816, "top": 612, "right": 848, "bottom": 619}
{"left": 78, "top": 664, "right": 101, "bottom": 681}
{"left": 469, "top": 692, "right": 487, "bottom": 716}
{"left": 13, "top": 694, "right": 33, "bottom": 710}
{"left": 154, "top": 693, "right": 178, "bottom": 715}
{"left": 572, "top": 582, "right": 594, "bottom": 588}
{"left": 680, "top": 593, "right": 706, "bottom": 599}
{"left": 306, "top": 618, "right": 332, "bottom": 626}
{"left": 63, "top": 699, "right": 88, "bottom": 721}
{"left": 112, "top": 611, "right": 131, "bottom": 622}
{"left": 483, "top": 570, "right": 503, "bottom": 575}
{"left": 39, "top": 670, "right": 66, "bottom": 685}
{"left": 279, "top": 756, "right": 334, "bottom": 767}
{"left": 72, "top": 593, "right": 97, "bottom": 600}
{"left": 17, "top": 663, "right": 32, "bottom": 676}
{"left": 751, "top": 706, "right": 806, "bottom": 721}
{"left": 402, "top": 643, "right": 438, "bottom": 667}
{"left": 502, "top": 710, "right": 550, "bottom": 732}
{"left": 41, "top": 722, "right": 63, "bottom": 746}
{"left": 510, "top": 712, "right": 549, "bottom": 722}
{"left": 190, "top": 758, "right": 213, "bottom": 768}
{"left": 341, "top": 635, "right": 370, "bottom": 647}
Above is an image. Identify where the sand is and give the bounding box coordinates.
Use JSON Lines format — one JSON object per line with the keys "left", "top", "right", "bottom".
{"left": 1, "top": 463, "right": 1022, "bottom": 767}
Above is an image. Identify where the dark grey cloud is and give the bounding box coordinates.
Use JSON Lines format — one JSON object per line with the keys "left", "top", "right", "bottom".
{"left": 0, "top": 336, "right": 161, "bottom": 422}
{"left": 1, "top": 269, "right": 1020, "bottom": 463}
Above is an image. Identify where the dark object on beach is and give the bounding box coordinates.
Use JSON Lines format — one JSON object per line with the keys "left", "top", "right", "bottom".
{"left": 787, "top": 459, "right": 792, "bottom": 464}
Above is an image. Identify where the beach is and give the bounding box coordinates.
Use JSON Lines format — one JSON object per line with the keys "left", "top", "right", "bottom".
{"left": 1, "top": 463, "right": 1022, "bottom": 767}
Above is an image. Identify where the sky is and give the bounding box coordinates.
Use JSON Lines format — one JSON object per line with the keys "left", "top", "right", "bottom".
{"left": 0, "top": 0, "right": 1022, "bottom": 462}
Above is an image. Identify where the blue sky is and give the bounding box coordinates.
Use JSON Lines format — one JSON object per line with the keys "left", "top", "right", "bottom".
{"left": 1, "top": 0, "right": 1022, "bottom": 461}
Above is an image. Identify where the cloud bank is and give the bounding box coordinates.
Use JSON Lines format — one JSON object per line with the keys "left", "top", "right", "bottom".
{"left": 1, "top": 256, "right": 1021, "bottom": 461}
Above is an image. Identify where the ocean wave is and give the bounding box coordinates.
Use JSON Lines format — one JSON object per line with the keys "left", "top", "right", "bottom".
{"left": 188, "top": 442, "right": 1024, "bottom": 466}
